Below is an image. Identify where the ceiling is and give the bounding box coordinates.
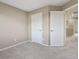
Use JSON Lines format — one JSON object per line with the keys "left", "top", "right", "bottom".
{"left": 0, "top": 0, "right": 71, "bottom": 11}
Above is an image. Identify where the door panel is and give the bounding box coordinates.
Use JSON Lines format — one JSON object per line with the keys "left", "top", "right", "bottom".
{"left": 31, "top": 13, "right": 43, "bottom": 44}
{"left": 50, "top": 11, "right": 65, "bottom": 46}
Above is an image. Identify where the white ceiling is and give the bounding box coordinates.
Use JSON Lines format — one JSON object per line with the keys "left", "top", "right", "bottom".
{"left": 0, "top": 0, "right": 71, "bottom": 11}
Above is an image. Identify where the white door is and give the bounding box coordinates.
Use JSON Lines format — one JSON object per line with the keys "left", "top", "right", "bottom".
{"left": 31, "top": 12, "right": 43, "bottom": 44}
{"left": 50, "top": 11, "right": 65, "bottom": 46}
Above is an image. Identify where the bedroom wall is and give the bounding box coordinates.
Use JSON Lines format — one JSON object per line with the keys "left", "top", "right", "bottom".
{"left": 64, "top": 5, "right": 78, "bottom": 37}
{"left": 65, "top": 11, "right": 75, "bottom": 37}
{"left": 28, "top": 1, "right": 77, "bottom": 45}
{"left": 28, "top": 6, "right": 49, "bottom": 45}
{"left": 62, "top": 0, "right": 78, "bottom": 10}
{"left": 0, "top": 3, "right": 28, "bottom": 49}
{"left": 0, "top": 0, "right": 77, "bottom": 48}
{"left": 28, "top": 6, "right": 63, "bottom": 45}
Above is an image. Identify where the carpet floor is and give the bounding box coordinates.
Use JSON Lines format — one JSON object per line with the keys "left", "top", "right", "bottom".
{"left": 0, "top": 35, "right": 78, "bottom": 59}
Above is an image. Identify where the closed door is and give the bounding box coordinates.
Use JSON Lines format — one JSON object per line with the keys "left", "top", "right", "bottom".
{"left": 31, "top": 12, "right": 43, "bottom": 44}
{"left": 50, "top": 11, "right": 65, "bottom": 46}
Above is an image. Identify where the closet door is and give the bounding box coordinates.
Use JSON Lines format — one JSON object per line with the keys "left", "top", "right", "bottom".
{"left": 31, "top": 12, "right": 43, "bottom": 44}
{"left": 50, "top": 11, "right": 65, "bottom": 46}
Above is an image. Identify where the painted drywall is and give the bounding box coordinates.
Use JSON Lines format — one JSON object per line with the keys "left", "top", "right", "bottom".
{"left": 28, "top": 6, "right": 63, "bottom": 45}
{"left": 65, "top": 11, "right": 74, "bottom": 36}
{"left": 28, "top": 1, "right": 78, "bottom": 45}
{"left": 74, "top": 18, "right": 78, "bottom": 33}
{"left": 0, "top": 3, "right": 28, "bottom": 49}
{"left": 0, "top": 0, "right": 77, "bottom": 48}
{"left": 64, "top": 9, "right": 78, "bottom": 37}
{"left": 28, "top": 6, "right": 49, "bottom": 45}
{"left": 62, "top": 0, "right": 78, "bottom": 10}
{"left": 49, "top": 6, "right": 62, "bottom": 11}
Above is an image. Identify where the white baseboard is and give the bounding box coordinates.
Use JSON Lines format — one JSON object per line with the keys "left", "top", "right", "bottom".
{"left": 0, "top": 41, "right": 29, "bottom": 51}
{"left": 31, "top": 41, "right": 49, "bottom": 46}
{"left": 42, "top": 44, "right": 49, "bottom": 46}
{"left": 0, "top": 41, "right": 49, "bottom": 51}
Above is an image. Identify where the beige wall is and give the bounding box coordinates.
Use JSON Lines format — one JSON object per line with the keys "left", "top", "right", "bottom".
{"left": 28, "top": 0, "right": 78, "bottom": 45}
{"left": 65, "top": 11, "right": 74, "bottom": 37}
{"left": 64, "top": 7, "right": 78, "bottom": 37}
{"left": 49, "top": 6, "right": 62, "bottom": 11}
{"left": 0, "top": 0, "right": 77, "bottom": 48}
{"left": 28, "top": 6, "right": 49, "bottom": 45}
{"left": 0, "top": 3, "right": 28, "bottom": 49}
{"left": 62, "top": 0, "right": 78, "bottom": 10}
{"left": 28, "top": 6, "right": 63, "bottom": 45}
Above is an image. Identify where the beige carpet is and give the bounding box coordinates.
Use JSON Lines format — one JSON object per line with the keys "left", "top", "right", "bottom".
{"left": 0, "top": 35, "right": 78, "bottom": 59}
